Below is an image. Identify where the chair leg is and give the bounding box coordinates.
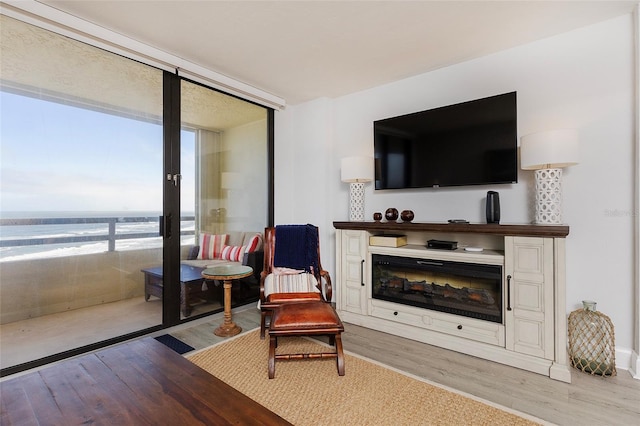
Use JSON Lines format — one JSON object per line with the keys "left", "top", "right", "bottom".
{"left": 268, "top": 335, "right": 277, "bottom": 379}
{"left": 335, "top": 334, "right": 345, "bottom": 376}
{"left": 260, "top": 311, "right": 267, "bottom": 339}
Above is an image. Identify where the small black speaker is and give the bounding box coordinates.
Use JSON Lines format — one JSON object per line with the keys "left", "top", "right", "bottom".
{"left": 486, "top": 191, "right": 500, "bottom": 224}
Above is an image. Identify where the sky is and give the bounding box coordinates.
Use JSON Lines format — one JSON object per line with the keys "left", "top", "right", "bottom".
{"left": 0, "top": 91, "right": 195, "bottom": 215}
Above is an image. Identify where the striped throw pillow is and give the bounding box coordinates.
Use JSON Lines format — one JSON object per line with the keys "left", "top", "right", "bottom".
{"left": 197, "top": 234, "right": 228, "bottom": 260}
{"left": 263, "top": 273, "right": 320, "bottom": 298}
{"left": 244, "top": 233, "right": 263, "bottom": 253}
{"left": 221, "top": 233, "right": 262, "bottom": 262}
{"left": 221, "top": 245, "right": 246, "bottom": 262}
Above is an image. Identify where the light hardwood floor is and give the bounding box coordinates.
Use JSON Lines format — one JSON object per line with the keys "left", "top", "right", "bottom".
{"left": 341, "top": 322, "right": 640, "bottom": 426}
{"left": 174, "top": 307, "right": 640, "bottom": 426}
{"left": 3, "top": 304, "right": 639, "bottom": 425}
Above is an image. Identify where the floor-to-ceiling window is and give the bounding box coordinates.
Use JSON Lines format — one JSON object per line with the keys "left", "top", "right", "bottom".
{"left": 0, "top": 13, "right": 273, "bottom": 376}
{"left": 179, "top": 79, "right": 270, "bottom": 319}
{"left": 0, "top": 14, "right": 168, "bottom": 372}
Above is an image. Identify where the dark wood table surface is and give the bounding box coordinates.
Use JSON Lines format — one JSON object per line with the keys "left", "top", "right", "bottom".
{"left": 1, "top": 337, "right": 291, "bottom": 425}
{"left": 141, "top": 264, "right": 206, "bottom": 283}
{"left": 141, "top": 264, "right": 209, "bottom": 317}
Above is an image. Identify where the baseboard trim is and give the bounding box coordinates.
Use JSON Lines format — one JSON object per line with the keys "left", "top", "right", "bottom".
{"left": 629, "top": 350, "right": 640, "bottom": 379}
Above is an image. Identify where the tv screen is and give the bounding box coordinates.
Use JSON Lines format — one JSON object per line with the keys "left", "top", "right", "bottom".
{"left": 374, "top": 92, "right": 517, "bottom": 189}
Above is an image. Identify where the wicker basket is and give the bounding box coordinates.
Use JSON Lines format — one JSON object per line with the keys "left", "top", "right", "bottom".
{"left": 568, "top": 301, "right": 616, "bottom": 376}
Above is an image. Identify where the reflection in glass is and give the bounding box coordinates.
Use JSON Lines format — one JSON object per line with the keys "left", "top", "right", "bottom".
{"left": 179, "top": 80, "right": 268, "bottom": 318}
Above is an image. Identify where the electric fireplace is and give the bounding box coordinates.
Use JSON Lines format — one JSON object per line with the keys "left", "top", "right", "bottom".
{"left": 372, "top": 254, "right": 503, "bottom": 323}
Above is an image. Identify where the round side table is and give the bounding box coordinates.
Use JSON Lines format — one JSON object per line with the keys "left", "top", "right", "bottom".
{"left": 202, "top": 265, "right": 253, "bottom": 337}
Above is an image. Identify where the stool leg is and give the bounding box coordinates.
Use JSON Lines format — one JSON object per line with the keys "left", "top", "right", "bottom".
{"left": 335, "top": 334, "right": 345, "bottom": 376}
{"left": 268, "top": 335, "right": 277, "bottom": 379}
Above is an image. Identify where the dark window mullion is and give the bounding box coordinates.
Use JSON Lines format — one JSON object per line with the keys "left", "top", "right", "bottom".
{"left": 162, "top": 71, "right": 182, "bottom": 326}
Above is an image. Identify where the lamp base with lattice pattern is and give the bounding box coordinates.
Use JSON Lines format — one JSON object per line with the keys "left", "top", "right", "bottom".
{"left": 349, "top": 182, "right": 365, "bottom": 221}
{"left": 534, "top": 168, "right": 564, "bottom": 224}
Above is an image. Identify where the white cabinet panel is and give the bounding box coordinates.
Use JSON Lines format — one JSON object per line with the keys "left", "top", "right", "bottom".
{"left": 336, "top": 229, "right": 367, "bottom": 315}
{"left": 370, "top": 299, "right": 504, "bottom": 346}
{"left": 505, "top": 236, "right": 554, "bottom": 360}
{"left": 515, "top": 280, "right": 544, "bottom": 311}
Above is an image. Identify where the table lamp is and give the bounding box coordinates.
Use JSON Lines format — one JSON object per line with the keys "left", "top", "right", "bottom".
{"left": 341, "top": 156, "right": 373, "bottom": 221}
{"left": 520, "top": 129, "right": 579, "bottom": 224}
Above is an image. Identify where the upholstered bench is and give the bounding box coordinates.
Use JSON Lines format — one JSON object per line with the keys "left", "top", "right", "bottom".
{"left": 267, "top": 301, "right": 345, "bottom": 379}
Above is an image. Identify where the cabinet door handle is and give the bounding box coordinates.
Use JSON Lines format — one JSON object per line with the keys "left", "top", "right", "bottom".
{"left": 506, "top": 274, "right": 512, "bottom": 311}
{"left": 360, "top": 259, "right": 365, "bottom": 286}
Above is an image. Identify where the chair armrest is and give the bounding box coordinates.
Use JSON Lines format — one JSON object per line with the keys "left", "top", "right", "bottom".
{"left": 320, "top": 270, "right": 332, "bottom": 302}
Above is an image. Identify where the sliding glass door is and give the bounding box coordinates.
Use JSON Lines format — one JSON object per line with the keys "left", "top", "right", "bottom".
{"left": 0, "top": 15, "right": 165, "bottom": 372}
{"left": 0, "top": 14, "right": 273, "bottom": 375}
{"left": 178, "top": 80, "right": 270, "bottom": 319}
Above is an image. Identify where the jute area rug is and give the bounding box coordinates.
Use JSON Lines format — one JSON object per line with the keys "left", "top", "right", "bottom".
{"left": 188, "top": 329, "right": 546, "bottom": 426}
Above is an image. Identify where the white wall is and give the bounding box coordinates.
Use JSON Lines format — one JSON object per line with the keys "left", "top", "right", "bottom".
{"left": 276, "top": 14, "right": 637, "bottom": 366}
{"left": 275, "top": 97, "right": 335, "bottom": 263}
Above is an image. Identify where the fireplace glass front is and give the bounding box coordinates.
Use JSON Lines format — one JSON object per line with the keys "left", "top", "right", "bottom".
{"left": 372, "top": 254, "right": 503, "bottom": 323}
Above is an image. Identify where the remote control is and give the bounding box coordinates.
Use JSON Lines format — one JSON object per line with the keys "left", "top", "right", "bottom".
{"left": 465, "top": 246, "right": 484, "bottom": 252}
{"left": 448, "top": 219, "right": 469, "bottom": 224}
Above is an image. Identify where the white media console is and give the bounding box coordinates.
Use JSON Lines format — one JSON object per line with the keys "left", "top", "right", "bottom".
{"left": 334, "top": 221, "right": 571, "bottom": 383}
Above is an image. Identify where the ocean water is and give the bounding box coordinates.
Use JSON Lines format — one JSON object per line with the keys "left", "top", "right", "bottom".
{"left": 0, "top": 211, "right": 195, "bottom": 262}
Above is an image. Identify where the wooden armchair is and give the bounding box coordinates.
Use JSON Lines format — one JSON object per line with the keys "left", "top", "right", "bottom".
{"left": 259, "top": 224, "right": 333, "bottom": 338}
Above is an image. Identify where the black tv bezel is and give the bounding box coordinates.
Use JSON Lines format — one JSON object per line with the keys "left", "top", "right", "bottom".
{"left": 373, "top": 92, "right": 518, "bottom": 190}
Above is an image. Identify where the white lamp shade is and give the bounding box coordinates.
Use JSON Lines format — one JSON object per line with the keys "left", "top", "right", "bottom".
{"left": 520, "top": 129, "right": 579, "bottom": 170}
{"left": 341, "top": 156, "right": 373, "bottom": 183}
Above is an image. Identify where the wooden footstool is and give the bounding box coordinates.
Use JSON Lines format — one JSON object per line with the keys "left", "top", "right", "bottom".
{"left": 267, "top": 301, "right": 345, "bottom": 379}
{"left": 260, "top": 292, "right": 323, "bottom": 339}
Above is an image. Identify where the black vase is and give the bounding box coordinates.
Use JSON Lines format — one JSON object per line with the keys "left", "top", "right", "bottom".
{"left": 486, "top": 191, "right": 500, "bottom": 224}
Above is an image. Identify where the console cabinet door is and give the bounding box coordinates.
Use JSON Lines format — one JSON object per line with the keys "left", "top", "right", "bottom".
{"left": 504, "top": 236, "right": 554, "bottom": 359}
{"left": 336, "top": 229, "right": 368, "bottom": 315}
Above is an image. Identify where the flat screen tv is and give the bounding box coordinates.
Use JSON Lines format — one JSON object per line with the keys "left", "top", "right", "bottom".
{"left": 374, "top": 91, "right": 517, "bottom": 189}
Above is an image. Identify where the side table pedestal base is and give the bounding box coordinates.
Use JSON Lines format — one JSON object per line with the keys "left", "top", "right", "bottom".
{"left": 214, "top": 322, "right": 242, "bottom": 337}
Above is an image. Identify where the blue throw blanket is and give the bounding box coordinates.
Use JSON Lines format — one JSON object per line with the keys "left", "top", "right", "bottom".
{"left": 273, "top": 224, "right": 319, "bottom": 274}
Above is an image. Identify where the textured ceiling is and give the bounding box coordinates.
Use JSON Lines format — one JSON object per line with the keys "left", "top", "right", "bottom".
{"left": 0, "top": 14, "right": 266, "bottom": 131}
{"left": 35, "top": 0, "right": 637, "bottom": 106}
